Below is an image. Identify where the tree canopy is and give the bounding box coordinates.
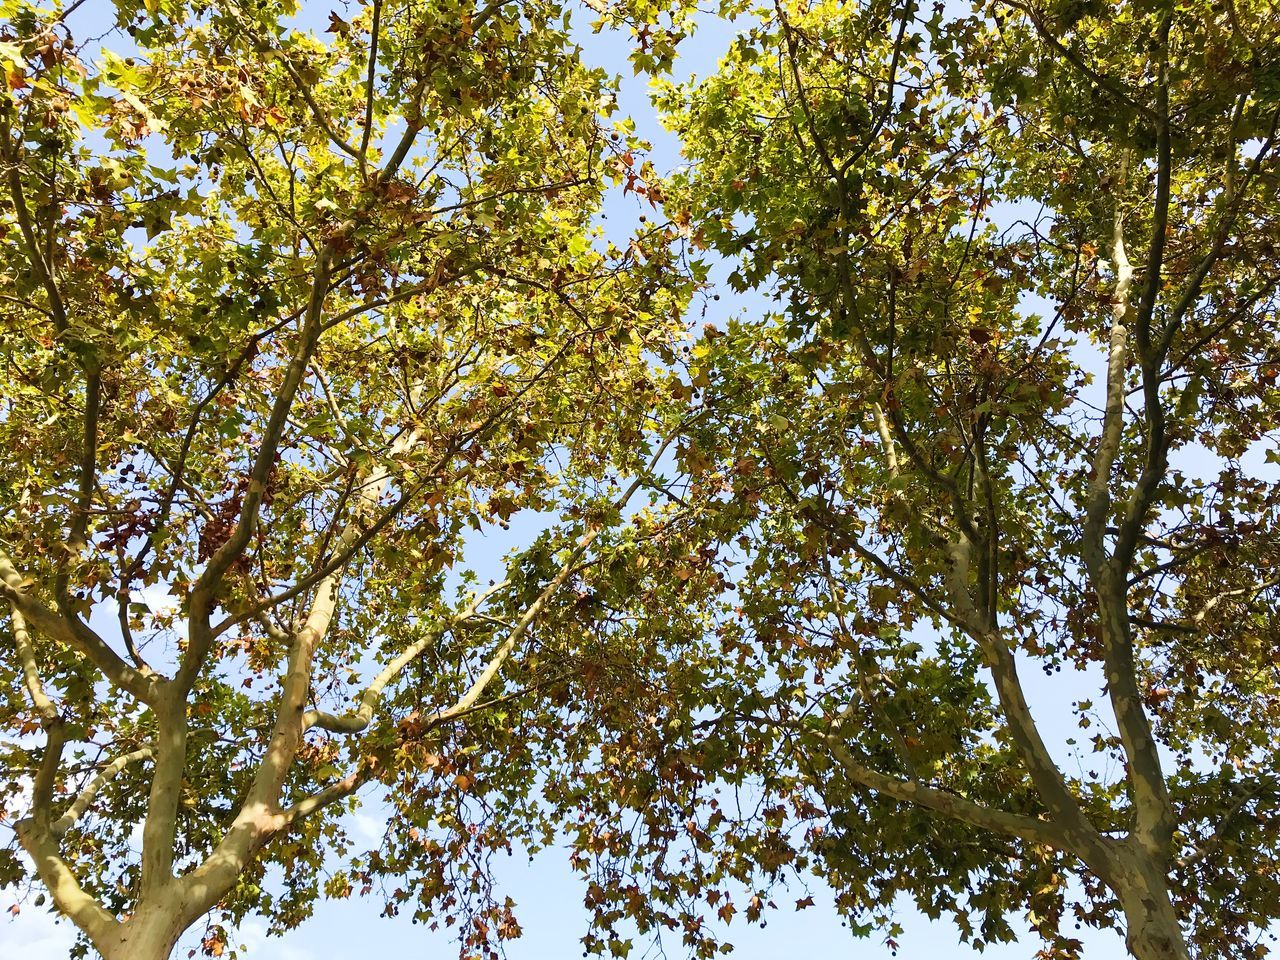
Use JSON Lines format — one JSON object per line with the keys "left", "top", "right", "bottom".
{"left": 1, "top": 1, "right": 690, "bottom": 957}
{"left": 3, "top": 1, "right": 1280, "bottom": 960}
{"left": 552, "top": 2, "right": 1280, "bottom": 959}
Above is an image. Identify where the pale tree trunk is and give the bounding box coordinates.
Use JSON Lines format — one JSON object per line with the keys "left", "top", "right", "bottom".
{"left": 1112, "top": 850, "right": 1190, "bottom": 960}
{"left": 94, "top": 913, "right": 184, "bottom": 960}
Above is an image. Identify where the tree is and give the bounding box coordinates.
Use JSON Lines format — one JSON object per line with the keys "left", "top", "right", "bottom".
{"left": 0, "top": 2, "right": 689, "bottom": 958}
{"left": 558, "top": 1, "right": 1280, "bottom": 958}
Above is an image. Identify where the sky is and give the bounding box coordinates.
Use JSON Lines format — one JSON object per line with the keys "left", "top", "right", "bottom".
{"left": 0, "top": 1, "right": 1137, "bottom": 958}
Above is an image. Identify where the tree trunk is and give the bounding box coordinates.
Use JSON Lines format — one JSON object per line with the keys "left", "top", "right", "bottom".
{"left": 1113, "top": 851, "right": 1191, "bottom": 960}
{"left": 94, "top": 903, "right": 185, "bottom": 960}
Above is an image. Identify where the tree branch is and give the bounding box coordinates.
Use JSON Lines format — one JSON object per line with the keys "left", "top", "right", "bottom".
{"left": 825, "top": 735, "right": 1070, "bottom": 850}
{"left": 2, "top": 550, "right": 155, "bottom": 701}
{"left": 358, "top": 0, "right": 383, "bottom": 172}
{"left": 276, "top": 56, "right": 362, "bottom": 162}
{"left": 2, "top": 134, "right": 68, "bottom": 331}
{"left": 13, "top": 819, "right": 118, "bottom": 949}
{"left": 51, "top": 747, "right": 154, "bottom": 837}
{"left": 9, "top": 603, "right": 64, "bottom": 824}
{"left": 9, "top": 602, "right": 58, "bottom": 724}
{"left": 1082, "top": 193, "right": 1132, "bottom": 568}
{"left": 137, "top": 690, "right": 189, "bottom": 897}
{"left": 1076, "top": 195, "right": 1175, "bottom": 854}
{"left": 994, "top": 0, "right": 1164, "bottom": 127}
{"left": 303, "top": 579, "right": 509, "bottom": 734}
{"left": 871, "top": 402, "right": 900, "bottom": 478}
{"left": 945, "top": 536, "right": 1096, "bottom": 840}
{"left": 185, "top": 242, "right": 339, "bottom": 683}
{"left": 286, "top": 673, "right": 570, "bottom": 827}
{"left": 1114, "top": 14, "right": 1173, "bottom": 573}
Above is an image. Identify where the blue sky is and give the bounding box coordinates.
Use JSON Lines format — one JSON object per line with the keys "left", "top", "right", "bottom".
{"left": 0, "top": 2, "right": 1134, "bottom": 958}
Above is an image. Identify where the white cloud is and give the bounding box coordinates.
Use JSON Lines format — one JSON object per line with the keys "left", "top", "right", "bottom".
{"left": 0, "top": 905, "right": 76, "bottom": 959}
{"left": 348, "top": 810, "right": 386, "bottom": 848}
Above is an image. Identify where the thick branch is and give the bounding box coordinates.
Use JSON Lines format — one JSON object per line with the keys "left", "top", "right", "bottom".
{"left": 2, "top": 550, "right": 155, "bottom": 701}
{"left": 10, "top": 602, "right": 58, "bottom": 724}
{"left": 871, "top": 402, "right": 900, "bottom": 477}
{"left": 8, "top": 577, "right": 115, "bottom": 938}
{"left": 181, "top": 401, "right": 429, "bottom": 903}
{"left": 9, "top": 603, "right": 64, "bottom": 823}
{"left": 946, "top": 536, "right": 1096, "bottom": 839}
{"left": 2, "top": 137, "right": 68, "bottom": 331}
{"left": 13, "top": 820, "right": 118, "bottom": 948}
{"left": 138, "top": 690, "right": 189, "bottom": 897}
{"left": 185, "top": 243, "right": 338, "bottom": 682}
{"left": 1114, "top": 16, "right": 1173, "bottom": 572}
{"left": 358, "top": 0, "right": 383, "bottom": 171}
{"left": 825, "top": 736, "right": 1069, "bottom": 850}
{"left": 304, "top": 580, "right": 508, "bottom": 734}
{"left": 51, "top": 747, "right": 154, "bottom": 837}
{"left": 1082, "top": 199, "right": 1133, "bottom": 568}
{"left": 1078, "top": 201, "right": 1175, "bottom": 855}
